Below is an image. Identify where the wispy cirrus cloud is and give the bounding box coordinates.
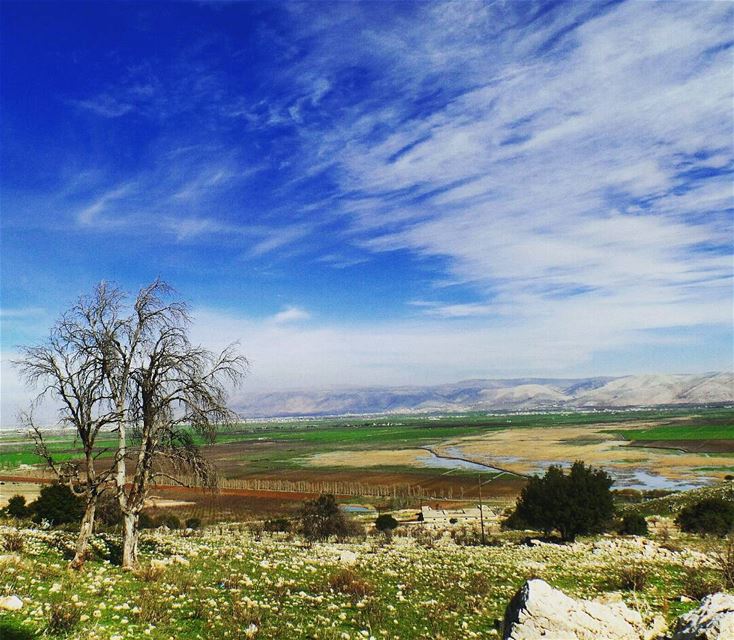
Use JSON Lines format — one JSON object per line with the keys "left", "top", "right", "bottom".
{"left": 2, "top": 0, "right": 731, "bottom": 420}
{"left": 264, "top": 0, "right": 733, "bottom": 346}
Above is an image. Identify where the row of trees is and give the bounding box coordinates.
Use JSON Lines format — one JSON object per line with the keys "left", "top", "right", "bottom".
{"left": 16, "top": 280, "right": 247, "bottom": 568}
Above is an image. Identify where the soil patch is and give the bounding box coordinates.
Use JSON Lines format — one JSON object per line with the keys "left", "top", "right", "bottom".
{"left": 627, "top": 439, "right": 734, "bottom": 454}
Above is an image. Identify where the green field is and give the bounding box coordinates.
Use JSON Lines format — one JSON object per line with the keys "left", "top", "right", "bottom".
{"left": 2, "top": 408, "right": 732, "bottom": 479}
{"left": 617, "top": 424, "right": 734, "bottom": 442}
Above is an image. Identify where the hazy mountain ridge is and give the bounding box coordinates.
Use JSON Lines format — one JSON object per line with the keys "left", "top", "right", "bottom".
{"left": 234, "top": 372, "right": 733, "bottom": 417}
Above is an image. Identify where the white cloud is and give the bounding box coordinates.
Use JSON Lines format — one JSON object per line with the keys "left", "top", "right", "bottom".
{"left": 288, "top": 0, "right": 733, "bottom": 351}
{"left": 77, "top": 184, "right": 132, "bottom": 226}
{"left": 0, "top": 308, "right": 45, "bottom": 319}
{"left": 0, "top": 351, "right": 58, "bottom": 428}
{"left": 182, "top": 307, "right": 730, "bottom": 401}
{"left": 270, "top": 306, "right": 311, "bottom": 324}
{"left": 2, "top": 299, "right": 729, "bottom": 427}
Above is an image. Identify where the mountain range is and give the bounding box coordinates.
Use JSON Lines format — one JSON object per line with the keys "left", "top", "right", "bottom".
{"left": 233, "top": 372, "right": 734, "bottom": 417}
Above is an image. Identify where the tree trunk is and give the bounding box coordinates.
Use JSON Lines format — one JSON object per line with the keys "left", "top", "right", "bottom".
{"left": 121, "top": 511, "right": 140, "bottom": 568}
{"left": 70, "top": 498, "right": 96, "bottom": 570}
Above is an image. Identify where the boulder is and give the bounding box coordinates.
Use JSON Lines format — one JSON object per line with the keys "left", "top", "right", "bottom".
{"left": 0, "top": 595, "right": 23, "bottom": 611}
{"left": 671, "top": 593, "right": 734, "bottom": 640}
{"left": 502, "top": 579, "right": 645, "bottom": 640}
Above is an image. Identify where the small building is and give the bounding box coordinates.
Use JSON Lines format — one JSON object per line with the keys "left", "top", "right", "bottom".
{"left": 420, "top": 504, "right": 498, "bottom": 528}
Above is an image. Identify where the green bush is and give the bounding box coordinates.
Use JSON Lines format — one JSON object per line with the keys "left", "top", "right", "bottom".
{"left": 4, "top": 495, "right": 30, "bottom": 519}
{"left": 31, "top": 483, "right": 84, "bottom": 526}
{"left": 0, "top": 619, "right": 36, "bottom": 640}
{"left": 300, "top": 494, "right": 352, "bottom": 541}
{"left": 505, "top": 461, "right": 614, "bottom": 542}
{"left": 621, "top": 513, "right": 648, "bottom": 536}
{"left": 185, "top": 517, "right": 202, "bottom": 530}
{"left": 374, "top": 514, "right": 399, "bottom": 532}
{"left": 676, "top": 498, "right": 734, "bottom": 537}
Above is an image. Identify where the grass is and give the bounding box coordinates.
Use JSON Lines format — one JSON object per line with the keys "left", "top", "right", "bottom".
{"left": 0, "top": 516, "right": 728, "bottom": 640}
{"left": 617, "top": 424, "right": 734, "bottom": 441}
{"left": 613, "top": 410, "right": 734, "bottom": 442}
{"left": 621, "top": 482, "right": 734, "bottom": 517}
{"left": 2, "top": 408, "right": 732, "bottom": 477}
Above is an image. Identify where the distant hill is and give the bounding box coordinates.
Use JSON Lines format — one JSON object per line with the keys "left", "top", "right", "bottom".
{"left": 233, "top": 372, "right": 733, "bottom": 417}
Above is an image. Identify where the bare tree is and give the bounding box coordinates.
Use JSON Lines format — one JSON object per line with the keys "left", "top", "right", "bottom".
{"left": 16, "top": 280, "right": 247, "bottom": 569}
{"left": 113, "top": 282, "right": 247, "bottom": 567}
{"left": 16, "top": 293, "right": 120, "bottom": 569}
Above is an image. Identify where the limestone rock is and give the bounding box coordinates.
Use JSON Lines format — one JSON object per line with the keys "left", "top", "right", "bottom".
{"left": 671, "top": 593, "right": 734, "bottom": 640}
{"left": 0, "top": 595, "right": 23, "bottom": 611}
{"left": 338, "top": 550, "right": 357, "bottom": 565}
{"left": 502, "top": 578, "right": 645, "bottom": 640}
{"left": 645, "top": 615, "right": 668, "bottom": 640}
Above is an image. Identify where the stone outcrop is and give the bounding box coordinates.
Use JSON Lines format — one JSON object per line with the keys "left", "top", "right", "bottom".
{"left": 671, "top": 592, "right": 734, "bottom": 640}
{"left": 502, "top": 578, "right": 646, "bottom": 640}
{"left": 503, "top": 580, "right": 734, "bottom": 640}
{"left": 0, "top": 595, "right": 23, "bottom": 611}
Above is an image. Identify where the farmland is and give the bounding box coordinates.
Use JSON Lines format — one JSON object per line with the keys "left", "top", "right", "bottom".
{"left": 1, "top": 408, "right": 733, "bottom": 520}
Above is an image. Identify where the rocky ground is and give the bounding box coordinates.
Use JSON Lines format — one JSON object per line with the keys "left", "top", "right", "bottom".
{"left": 0, "top": 516, "right": 731, "bottom": 640}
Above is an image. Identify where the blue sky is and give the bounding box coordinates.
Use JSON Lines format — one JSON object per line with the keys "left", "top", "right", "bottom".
{"left": 1, "top": 0, "right": 733, "bottom": 419}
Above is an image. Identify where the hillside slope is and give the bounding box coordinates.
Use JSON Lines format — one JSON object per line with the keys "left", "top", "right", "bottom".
{"left": 234, "top": 372, "right": 733, "bottom": 417}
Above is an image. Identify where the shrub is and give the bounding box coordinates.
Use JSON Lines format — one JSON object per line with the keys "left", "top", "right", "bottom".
{"left": 676, "top": 498, "right": 734, "bottom": 537}
{"left": 374, "top": 514, "right": 398, "bottom": 533}
{"left": 135, "top": 586, "right": 171, "bottom": 625}
{"left": 3, "top": 532, "right": 24, "bottom": 553}
{"left": 185, "top": 517, "right": 202, "bottom": 530}
{"left": 47, "top": 601, "right": 81, "bottom": 635}
{"left": 613, "top": 489, "right": 643, "bottom": 504}
{"left": 713, "top": 536, "right": 734, "bottom": 588}
{"left": 619, "top": 563, "right": 648, "bottom": 591}
{"left": 451, "top": 525, "right": 491, "bottom": 547}
{"left": 4, "top": 495, "right": 30, "bottom": 519}
{"left": 340, "top": 517, "right": 366, "bottom": 540}
{"left": 621, "top": 513, "right": 648, "bottom": 536}
{"left": 95, "top": 493, "right": 123, "bottom": 527}
{"left": 230, "top": 596, "right": 263, "bottom": 629}
{"left": 327, "top": 568, "right": 374, "bottom": 601}
{"left": 505, "top": 461, "right": 614, "bottom": 542}
{"left": 157, "top": 514, "right": 181, "bottom": 530}
{"left": 135, "top": 563, "right": 166, "bottom": 583}
{"left": 300, "top": 494, "right": 352, "bottom": 541}
{"left": 264, "top": 517, "right": 291, "bottom": 533}
{"left": 682, "top": 566, "right": 722, "bottom": 600}
{"left": 31, "top": 483, "right": 84, "bottom": 526}
{"left": 138, "top": 512, "right": 156, "bottom": 529}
